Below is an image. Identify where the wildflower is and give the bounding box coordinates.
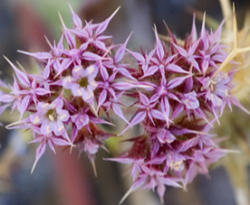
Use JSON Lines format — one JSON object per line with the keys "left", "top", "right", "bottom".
{"left": 62, "top": 65, "right": 98, "bottom": 104}
{"left": 29, "top": 97, "right": 70, "bottom": 138}
{"left": 74, "top": 122, "right": 111, "bottom": 175}
{"left": 0, "top": 2, "right": 248, "bottom": 204}
{"left": 1, "top": 4, "right": 133, "bottom": 174}
{"left": 30, "top": 132, "right": 71, "bottom": 173}
{"left": 110, "top": 12, "right": 249, "bottom": 203}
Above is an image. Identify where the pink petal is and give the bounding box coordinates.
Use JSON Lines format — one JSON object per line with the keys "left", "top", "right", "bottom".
{"left": 185, "top": 162, "right": 197, "bottom": 184}
{"left": 141, "top": 65, "right": 159, "bottom": 77}
{"left": 68, "top": 2, "right": 82, "bottom": 28}
{"left": 119, "top": 111, "right": 146, "bottom": 136}
{"left": 128, "top": 50, "right": 145, "bottom": 62}
{"left": 188, "top": 40, "right": 200, "bottom": 56}
{"left": 112, "top": 103, "right": 129, "bottom": 124}
{"left": 95, "top": 7, "right": 120, "bottom": 36}
{"left": 138, "top": 92, "right": 149, "bottom": 106}
{"left": 97, "top": 89, "right": 107, "bottom": 110}
{"left": 117, "top": 67, "right": 136, "bottom": 80}
{"left": 160, "top": 96, "right": 170, "bottom": 118}
{"left": 31, "top": 141, "right": 46, "bottom": 173}
{"left": 159, "top": 177, "right": 182, "bottom": 188}
{"left": 151, "top": 109, "right": 165, "bottom": 121}
{"left": 172, "top": 43, "right": 187, "bottom": 57}
{"left": 178, "top": 137, "right": 198, "bottom": 152}
{"left": 154, "top": 26, "right": 165, "bottom": 60}
{"left": 168, "top": 75, "right": 189, "bottom": 89}
{"left": 99, "top": 64, "right": 109, "bottom": 81}
{"left": 191, "top": 14, "right": 197, "bottom": 42}
{"left": 4, "top": 57, "right": 30, "bottom": 87}
{"left": 18, "top": 50, "right": 52, "bottom": 60}
{"left": 51, "top": 137, "right": 71, "bottom": 146}
{"left": 157, "top": 184, "right": 166, "bottom": 204}
{"left": 48, "top": 139, "right": 56, "bottom": 154}
{"left": 112, "top": 82, "right": 135, "bottom": 90}
{"left": 19, "top": 95, "right": 31, "bottom": 119}
{"left": 82, "top": 52, "right": 102, "bottom": 61}
{"left": 0, "top": 94, "right": 15, "bottom": 103}
{"left": 115, "top": 32, "right": 132, "bottom": 63}
{"left": 166, "top": 64, "right": 189, "bottom": 74}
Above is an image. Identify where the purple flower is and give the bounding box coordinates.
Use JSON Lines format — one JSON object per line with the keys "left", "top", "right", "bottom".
{"left": 74, "top": 122, "right": 111, "bottom": 175}
{"left": 203, "top": 72, "right": 229, "bottom": 107}
{"left": 30, "top": 98, "right": 70, "bottom": 140}
{"left": 181, "top": 91, "right": 199, "bottom": 109}
{"left": 119, "top": 92, "right": 166, "bottom": 136}
{"left": 172, "top": 40, "right": 200, "bottom": 72}
{"left": 2, "top": 58, "right": 52, "bottom": 118}
{"left": 128, "top": 49, "right": 156, "bottom": 75}
{"left": 66, "top": 5, "right": 120, "bottom": 52}
{"left": 71, "top": 112, "right": 89, "bottom": 130}
{"left": 62, "top": 65, "right": 98, "bottom": 104}
{"left": 30, "top": 132, "right": 71, "bottom": 173}
{"left": 0, "top": 4, "right": 248, "bottom": 204}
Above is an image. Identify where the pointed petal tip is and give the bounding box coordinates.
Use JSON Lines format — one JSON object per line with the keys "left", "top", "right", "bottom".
{"left": 17, "top": 50, "right": 31, "bottom": 56}
{"left": 125, "top": 31, "right": 133, "bottom": 43}
{"left": 30, "top": 161, "right": 37, "bottom": 174}
{"left": 232, "top": 2, "right": 235, "bottom": 13}
{"left": 105, "top": 6, "right": 121, "bottom": 22}
{"left": 67, "top": 1, "right": 73, "bottom": 9}
{"left": 58, "top": 11, "right": 66, "bottom": 28}
{"left": 113, "top": 6, "right": 121, "bottom": 16}
{"left": 223, "top": 149, "right": 240, "bottom": 154}
{"left": 117, "top": 130, "right": 124, "bottom": 137}
{"left": 163, "top": 20, "right": 173, "bottom": 37}
{"left": 91, "top": 159, "right": 97, "bottom": 177}
{"left": 201, "top": 11, "right": 206, "bottom": 35}
{"left": 3, "top": 55, "right": 11, "bottom": 64}
{"left": 153, "top": 24, "right": 157, "bottom": 31}
{"left": 119, "top": 188, "right": 134, "bottom": 204}
{"left": 44, "top": 36, "right": 53, "bottom": 49}
{"left": 69, "top": 144, "right": 74, "bottom": 154}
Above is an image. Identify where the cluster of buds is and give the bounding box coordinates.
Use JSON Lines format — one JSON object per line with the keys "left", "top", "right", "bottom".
{"left": 0, "top": 4, "right": 247, "bottom": 203}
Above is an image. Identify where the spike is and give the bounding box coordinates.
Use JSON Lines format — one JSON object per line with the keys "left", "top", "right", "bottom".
{"left": 31, "top": 160, "right": 37, "bottom": 174}
{"left": 219, "top": 0, "right": 232, "bottom": 31}
{"left": 44, "top": 36, "right": 53, "bottom": 49}
{"left": 232, "top": 3, "right": 238, "bottom": 49}
{"left": 58, "top": 11, "right": 66, "bottom": 30}
{"left": 201, "top": 12, "right": 206, "bottom": 37}
{"left": 119, "top": 188, "right": 133, "bottom": 204}
{"left": 91, "top": 159, "right": 97, "bottom": 177}
{"left": 163, "top": 20, "right": 176, "bottom": 43}
{"left": 191, "top": 13, "right": 197, "bottom": 42}
{"left": 16, "top": 61, "right": 27, "bottom": 73}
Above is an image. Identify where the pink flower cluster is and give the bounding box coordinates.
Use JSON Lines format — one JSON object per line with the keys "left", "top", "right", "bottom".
{"left": 109, "top": 17, "right": 246, "bottom": 203}
{"left": 1, "top": 5, "right": 132, "bottom": 173}
{"left": 0, "top": 4, "right": 246, "bottom": 203}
